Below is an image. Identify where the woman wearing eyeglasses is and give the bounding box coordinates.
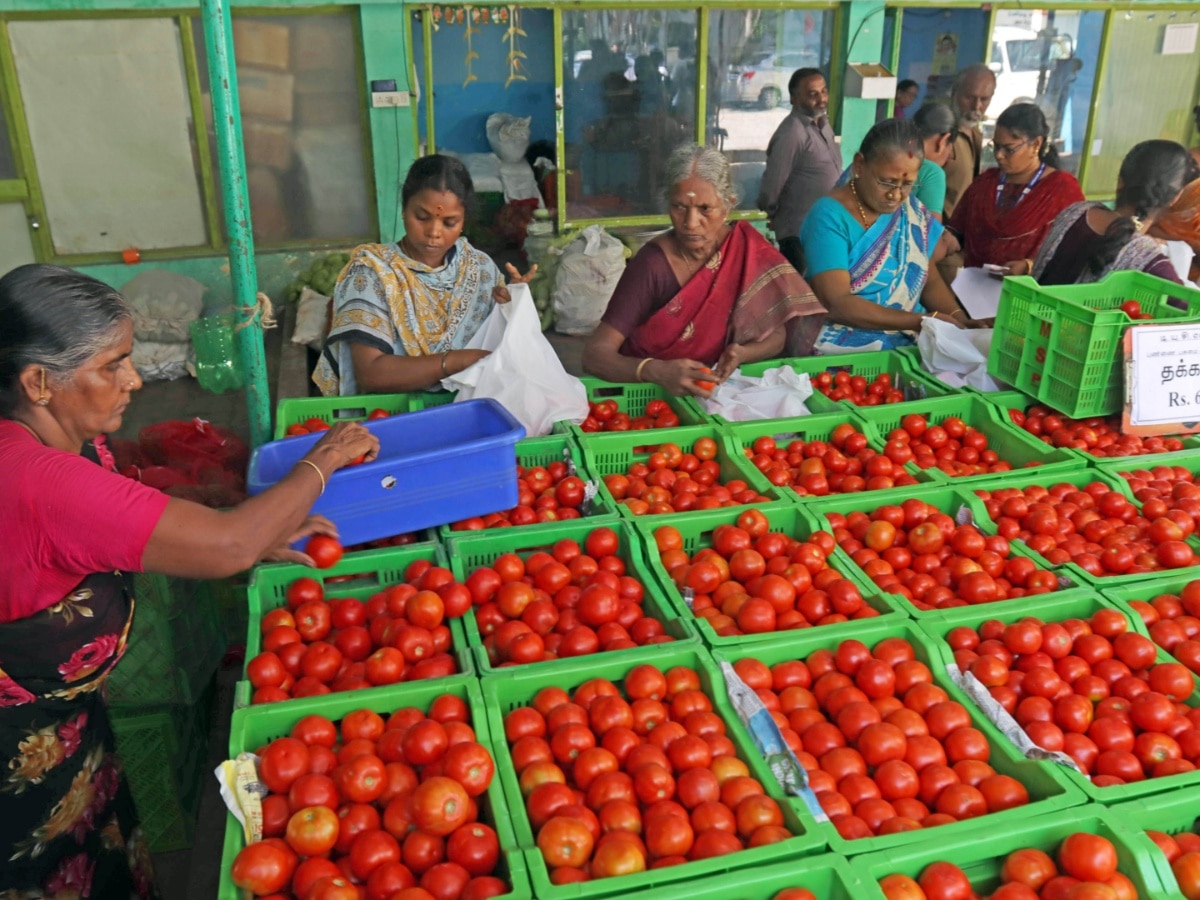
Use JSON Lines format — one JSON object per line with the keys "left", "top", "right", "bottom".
{"left": 798, "top": 119, "right": 975, "bottom": 354}
{"left": 947, "top": 103, "right": 1084, "bottom": 275}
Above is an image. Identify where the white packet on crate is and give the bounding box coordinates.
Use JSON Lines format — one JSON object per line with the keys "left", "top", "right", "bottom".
{"left": 947, "top": 663, "right": 1084, "bottom": 774}
{"left": 215, "top": 752, "right": 268, "bottom": 843}
{"left": 718, "top": 660, "right": 827, "bottom": 821}
{"left": 702, "top": 366, "right": 814, "bottom": 421}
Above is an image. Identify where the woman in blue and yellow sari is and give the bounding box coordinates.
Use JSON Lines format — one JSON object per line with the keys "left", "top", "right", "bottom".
{"left": 314, "top": 155, "right": 533, "bottom": 396}
{"left": 799, "top": 119, "right": 975, "bottom": 354}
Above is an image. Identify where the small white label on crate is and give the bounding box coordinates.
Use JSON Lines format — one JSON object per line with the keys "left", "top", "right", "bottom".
{"left": 1124, "top": 322, "right": 1200, "bottom": 435}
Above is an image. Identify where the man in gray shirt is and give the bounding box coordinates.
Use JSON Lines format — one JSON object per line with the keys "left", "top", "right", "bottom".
{"left": 758, "top": 67, "right": 844, "bottom": 275}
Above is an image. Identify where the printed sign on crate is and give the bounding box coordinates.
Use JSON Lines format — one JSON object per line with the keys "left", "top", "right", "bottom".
{"left": 1123, "top": 322, "right": 1200, "bottom": 434}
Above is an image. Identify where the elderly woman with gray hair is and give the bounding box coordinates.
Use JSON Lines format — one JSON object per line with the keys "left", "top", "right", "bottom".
{"left": 583, "top": 144, "right": 825, "bottom": 397}
{"left": 0, "top": 264, "right": 377, "bottom": 896}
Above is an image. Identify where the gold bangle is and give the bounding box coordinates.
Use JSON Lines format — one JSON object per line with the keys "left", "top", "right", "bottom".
{"left": 440, "top": 351, "right": 451, "bottom": 377}
{"left": 296, "top": 458, "right": 326, "bottom": 495}
{"left": 930, "top": 311, "right": 942, "bottom": 321}
{"left": 1023, "top": 259, "right": 1033, "bottom": 274}
{"left": 635, "top": 358, "right": 654, "bottom": 383}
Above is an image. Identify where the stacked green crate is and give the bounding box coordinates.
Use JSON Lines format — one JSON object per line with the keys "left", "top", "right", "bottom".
{"left": 438, "top": 432, "right": 619, "bottom": 542}
{"left": 738, "top": 348, "right": 954, "bottom": 417}
{"left": 218, "top": 679, "right": 531, "bottom": 900}
{"left": 632, "top": 504, "right": 905, "bottom": 648}
{"left": 479, "top": 644, "right": 826, "bottom": 899}
{"left": 579, "top": 425, "right": 785, "bottom": 518}
{"left": 272, "top": 391, "right": 416, "bottom": 439}
{"left": 444, "top": 519, "right": 696, "bottom": 674}
{"left": 1110, "top": 787, "right": 1200, "bottom": 900}
{"left": 720, "top": 411, "right": 939, "bottom": 502}
{"left": 854, "top": 805, "right": 1170, "bottom": 900}
{"left": 968, "top": 467, "right": 1200, "bottom": 588}
{"left": 853, "top": 393, "right": 1079, "bottom": 484}
{"left": 235, "top": 544, "right": 474, "bottom": 709}
{"left": 918, "top": 590, "right": 1200, "bottom": 805}
{"left": 109, "top": 678, "right": 214, "bottom": 852}
{"left": 709, "top": 617, "right": 1086, "bottom": 857}
{"left": 800, "top": 483, "right": 1079, "bottom": 616}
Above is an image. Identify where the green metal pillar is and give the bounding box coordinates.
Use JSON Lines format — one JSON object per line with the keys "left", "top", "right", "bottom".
{"left": 199, "top": 0, "right": 271, "bottom": 448}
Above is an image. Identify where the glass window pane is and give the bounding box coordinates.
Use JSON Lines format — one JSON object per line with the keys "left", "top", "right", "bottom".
{"left": 0, "top": 204, "right": 35, "bottom": 271}
{"left": 10, "top": 18, "right": 206, "bottom": 255}
{"left": 1084, "top": 9, "right": 1197, "bottom": 195}
{"left": 562, "top": 9, "right": 698, "bottom": 219}
{"left": 194, "top": 12, "right": 372, "bottom": 245}
{"left": 0, "top": 100, "right": 16, "bottom": 180}
{"left": 708, "top": 9, "right": 834, "bottom": 211}
{"left": 895, "top": 8, "right": 990, "bottom": 110}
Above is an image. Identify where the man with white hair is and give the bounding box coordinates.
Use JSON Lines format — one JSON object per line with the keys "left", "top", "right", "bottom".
{"left": 943, "top": 63, "right": 996, "bottom": 218}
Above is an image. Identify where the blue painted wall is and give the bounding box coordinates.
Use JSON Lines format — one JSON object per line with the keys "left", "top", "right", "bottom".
{"left": 413, "top": 7, "right": 556, "bottom": 154}
{"left": 894, "top": 7, "right": 990, "bottom": 108}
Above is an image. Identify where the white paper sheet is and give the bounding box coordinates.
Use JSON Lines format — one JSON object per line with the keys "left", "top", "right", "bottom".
{"left": 951, "top": 266, "right": 1006, "bottom": 319}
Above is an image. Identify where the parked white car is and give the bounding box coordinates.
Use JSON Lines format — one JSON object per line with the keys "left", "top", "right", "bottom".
{"left": 720, "top": 50, "right": 819, "bottom": 110}
{"left": 986, "top": 25, "right": 1073, "bottom": 122}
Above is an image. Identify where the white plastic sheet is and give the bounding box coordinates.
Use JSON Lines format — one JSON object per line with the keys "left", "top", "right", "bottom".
{"left": 702, "top": 366, "right": 814, "bottom": 421}
{"left": 443, "top": 284, "right": 589, "bottom": 436}
{"left": 917, "top": 317, "right": 1004, "bottom": 391}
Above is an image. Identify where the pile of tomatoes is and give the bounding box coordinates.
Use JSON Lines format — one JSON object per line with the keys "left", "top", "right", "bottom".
{"left": 976, "top": 481, "right": 1200, "bottom": 576}
{"left": 1005, "top": 405, "right": 1186, "bottom": 458}
{"left": 579, "top": 398, "right": 682, "bottom": 433}
{"left": 245, "top": 559, "right": 469, "bottom": 705}
{"left": 1119, "top": 298, "right": 1155, "bottom": 320}
{"left": 1119, "top": 464, "right": 1200, "bottom": 534}
{"left": 1116, "top": 578, "right": 1200, "bottom": 678}
{"left": 879, "top": 833, "right": 1134, "bottom": 900}
{"left": 449, "top": 459, "right": 589, "bottom": 531}
{"left": 740, "top": 635, "right": 1033, "bottom": 841}
{"left": 285, "top": 408, "right": 392, "bottom": 438}
{"left": 462, "top": 526, "right": 677, "bottom": 665}
{"left": 600, "top": 438, "right": 773, "bottom": 516}
{"left": 813, "top": 370, "right": 907, "bottom": 406}
{"left": 229, "top": 699, "right": 508, "bottom": 900}
{"left": 947, "top": 606, "right": 1200, "bottom": 785}
{"left": 885, "top": 413, "right": 1023, "bottom": 478}
{"left": 503, "top": 662, "right": 794, "bottom": 882}
{"left": 1147, "top": 825, "right": 1200, "bottom": 900}
{"left": 650, "top": 509, "right": 876, "bottom": 637}
{"left": 741, "top": 424, "right": 921, "bottom": 497}
{"left": 826, "top": 499, "right": 1060, "bottom": 611}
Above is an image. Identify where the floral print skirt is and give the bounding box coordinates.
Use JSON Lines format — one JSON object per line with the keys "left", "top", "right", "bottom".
{"left": 0, "top": 571, "right": 158, "bottom": 899}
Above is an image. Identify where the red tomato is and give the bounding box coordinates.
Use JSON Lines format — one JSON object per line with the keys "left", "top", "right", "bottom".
{"left": 306, "top": 535, "right": 345, "bottom": 569}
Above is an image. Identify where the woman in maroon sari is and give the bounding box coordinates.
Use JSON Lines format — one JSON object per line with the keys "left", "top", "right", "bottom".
{"left": 583, "top": 144, "right": 825, "bottom": 397}
{"left": 948, "top": 104, "right": 1084, "bottom": 274}
{"left": 0, "top": 265, "right": 377, "bottom": 897}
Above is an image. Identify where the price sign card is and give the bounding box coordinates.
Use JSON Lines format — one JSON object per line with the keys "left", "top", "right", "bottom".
{"left": 1123, "top": 322, "right": 1200, "bottom": 435}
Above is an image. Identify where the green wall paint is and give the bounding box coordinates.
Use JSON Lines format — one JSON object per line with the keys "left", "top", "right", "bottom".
{"left": 836, "top": 0, "right": 886, "bottom": 160}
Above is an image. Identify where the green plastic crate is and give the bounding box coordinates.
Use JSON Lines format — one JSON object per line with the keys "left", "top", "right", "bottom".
{"left": 579, "top": 425, "right": 785, "bottom": 519}
{"left": 976, "top": 389, "right": 1200, "bottom": 462}
{"left": 800, "top": 483, "right": 1068, "bottom": 615}
{"left": 854, "top": 805, "right": 1170, "bottom": 900}
{"left": 236, "top": 544, "right": 473, "bottom": 709}
{"left": 987, "top": 271, "right": 1200, "bottom": 418}
{"left": 272, "top": 391, "right": 415, "bottom": 440}
{"left": 1109, "top": 787, "right": 1200, "bottom": 900}
{"left": 1098, "top": 446, "right": 1200, "bottom": 501}
{"left": 854, "top": 392, "right": 1079, "bottom": 485}
{"left": 738, "top": 349, "right": 954, "bottom": 417}
{"left": 1102, "top": 569, "right": 1200, "bottom": 640}
{"left": 411, "top": 389, "right": 458, "bottom": 411}
{"left": 438, "top": 433, "right": 619, "bottom": 542}
{"left": 919, "top": 590, "right": 1200, "bottom": 805}
{"left": 107, "top": 573, "right": 225, "bottom": 707}
{"left": 720, "top": 410, "right": 939, "bottom": 502}
{"left": 109, "top": 683, "right": 213, "bottom": 853}
{"left": 479, "top": 644, "right": 826, "bottom": 900}
{"left": 606, "top": 852, "right": 865, "bottom": 900}
{"left": 442, "top": 519, "right": 697, "bottom": 674}
{"left": 219, "top": 679, "right": 532, "bottom": 900}
{"left": 572, "top": 376, "right": 711, "bottom": 431}
{"left": 967, "top": 467, "right": 1200, "bottom": 588}
{"left": 710, "top": 617, "right": 1086, "bottom": 857}
{"left": 631, "top": 503, "right": 906, "bottom": 649}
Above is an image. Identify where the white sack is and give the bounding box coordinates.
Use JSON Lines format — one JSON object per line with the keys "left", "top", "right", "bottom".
{"left": 132, "top": 339, "right": 190, "bottom": 382}
{"left": 442, "top": 284, "right": 588, "bottom": 436}
{"left": 122, "top": 269, "right": 206, "bottom": 343}
{"left": 702, "top": 366, "right": 814, "bottom": 421}
{"left": 292, "top": 286, "right": 330, "bottom": 350}
{"left": 917, "top": 317, "right": 1004, "bottom": 391}
{"left": 551, "top": 225, "right": 626, "bottom": 335}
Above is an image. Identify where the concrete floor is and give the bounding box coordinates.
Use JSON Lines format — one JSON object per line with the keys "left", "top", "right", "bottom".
{"left": 132, "top": 325, "right": 588, "bottom": 899}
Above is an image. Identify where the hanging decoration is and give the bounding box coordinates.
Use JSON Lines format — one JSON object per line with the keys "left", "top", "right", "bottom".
{"left": 504, "top": 6, "right": 527, "bottom": 88}
{"left": 462, "top": 5, "right": 479, "bottom": 87}
{"left": 431, "top": 6, "right": 510, "bottom": 27}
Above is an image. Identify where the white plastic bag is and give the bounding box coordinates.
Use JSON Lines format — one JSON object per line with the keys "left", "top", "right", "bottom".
{"left": 917, "top": 317, "right": 1004, "bottom": 390}
{"left": 442, "top": 284, "right": 589, "bottom": 436}
{"left": 122, "top": 270, "right": 206, "bottom": 343}
{"left": 292, "top": 286, "right": 331, "bottom": 350}
{"left": 552, "top": 225, "right": 627, "bottom": 335}
{"left": 702, "top": 367, "right": 814, "bottom": 421}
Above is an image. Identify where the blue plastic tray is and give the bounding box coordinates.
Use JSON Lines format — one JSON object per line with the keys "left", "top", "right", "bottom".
{"left": 247, "top": 398, "right": 526, "bottom": 546}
